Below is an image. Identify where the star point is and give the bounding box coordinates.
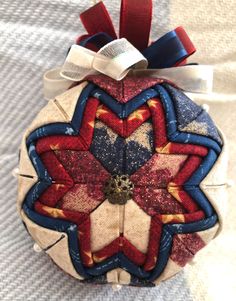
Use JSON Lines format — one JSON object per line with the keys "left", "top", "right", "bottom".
{"left": 50, "top": 143, "right": 60, "bottom": 151}
{"left": 96, "top": 105, "right": 108, "bottom": 118}
{"left": 42, "top": 205, "right": 66, "bottom": 219}
{"left": 147, "top": 99, "right": 158, "bottom": 108}
{"left": 128, "top": 109, "right": 147, "bottom": 121}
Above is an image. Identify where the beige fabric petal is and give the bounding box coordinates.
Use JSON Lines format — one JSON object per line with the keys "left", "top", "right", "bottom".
{"left": 153, "top": 259, "right": 182, "bottom": 285}
{"left": 106, "top": 268, "right": 131, "bottom": 285}
{"left": 90, "top": 200, "right": 120, "bottom": 252}
{"left": 123, "top": 199, "right": 151, "bottom": 253}
{"left": 119, "top": 269, "right": 131, "bottom": 285}
{"left": 17, "top": 175, "right": 38, "bottom": 214}
{"left": 201, "top": 186, "right": 228, "bottom": 236}
{"left": 19, "top": 134, "right": 38, "bottom": 179}
{"left": 200, "top": 129, "right": 228, "bottom": 236}
{"left": 17, "top": 121, "right": 38, "bottom": 216}
{"left": 54, "top": 82, "right": 88, "bottom": 121}
{"left": 21, "top": 211, "right": 83, "bottom": 280}
{"left": 19, "top": 82, "right": 87, "bottom": 174}
{"left": 196, "top": 223, "right": 220, "bottom": 244}
{"left": 106, "top": 269, "right": 119, "bottom": 284}
{"left": 201, "top": 129, "right": 228, "bottom": 186}
{"left": 24, "top": 99, "right": 67, "bottom": 137}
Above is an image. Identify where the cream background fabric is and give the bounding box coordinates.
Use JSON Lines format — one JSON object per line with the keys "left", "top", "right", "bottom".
{"left": 0, "top": 0, "right": 236, "bottom": 300}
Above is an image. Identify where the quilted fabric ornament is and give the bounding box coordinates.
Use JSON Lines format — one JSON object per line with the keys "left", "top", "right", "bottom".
{"left": 17, "top": 0, "right": 228, "bottom": 287}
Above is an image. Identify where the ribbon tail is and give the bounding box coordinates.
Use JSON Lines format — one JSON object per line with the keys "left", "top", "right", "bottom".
{"left": 43, "top": 68, "right": 76, "bottom": 100}
{"left": 43, "top": 65, "right": 213, "bottom": 100}
{"left": 131, "top": 65, "right": 213, "bottom": 93}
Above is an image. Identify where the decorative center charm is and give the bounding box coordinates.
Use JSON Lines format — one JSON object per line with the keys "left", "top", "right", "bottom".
{"left": 104, "top": 175, "right": 134, "bottom": 205}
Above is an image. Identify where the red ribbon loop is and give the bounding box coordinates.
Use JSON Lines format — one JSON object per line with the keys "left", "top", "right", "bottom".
{"left": 119, "top": 0, "right": 152, "bottom": 51}
{"left": 175, "top": 27, "right": 196, "bottom": 58}
{"left": 80, "top": 2, "right": 117, "bottom": 40}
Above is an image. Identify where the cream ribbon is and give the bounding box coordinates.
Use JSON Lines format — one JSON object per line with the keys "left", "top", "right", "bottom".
{"left": 130, "top": 65, "right": 213, "bottom": 94}
{"left": 43, "top": 38, "right": 214, "bottom": 100}
{"left": 60, "top": 38, "right": 148, "bottom": 81}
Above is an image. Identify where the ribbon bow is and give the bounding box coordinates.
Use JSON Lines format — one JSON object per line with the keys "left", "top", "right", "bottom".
{"left": 61, "top": 38, "right": 148, "bottom": 81}
{"left": 43, "top": 0, "right": 214, "bottom": 100}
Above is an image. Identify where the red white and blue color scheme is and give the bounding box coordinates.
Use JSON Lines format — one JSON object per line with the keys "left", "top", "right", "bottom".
{"left": 18, "top": 0, "right": 226, "bottom": 287}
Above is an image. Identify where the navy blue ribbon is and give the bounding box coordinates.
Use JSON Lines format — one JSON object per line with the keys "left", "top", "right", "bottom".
{"left": 142, "top": 29, "right": 190, "bottom": 68}
{"left": 79, "top": 32, "right": 114, "bottom": 49}
{"left": 78, "top": 29, "right": 194, "bottom": 69}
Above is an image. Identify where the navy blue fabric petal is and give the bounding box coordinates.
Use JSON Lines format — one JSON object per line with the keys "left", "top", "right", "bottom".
{"left": 27, "top": 142, "right": 52, "bottom": 182}
{"left": 72, "top": 83, "right": 96, "bottom": 131}
{"left": 154, "top": 84, "right": 222, "bottom": 153}
{"left": 163, "top": 83, "right": 202, "bottom": 127}
{"left": 90, "top": 123, "right": 125, "bottom": 175}
{"left": 125, "top": 123, "right": 154, "bottom": 175}
{"left": 179, "top": 110, "right": 222, "bottom": 145}
{"left": 167, "top": 215, "right": 218, "bottom": 234}
{"left": 125, "top": 140, "right": 153, "bottom": 175}
{"left": 91, "top": 88, "right": 158, "bottom": 119}
{"left": 90, "top": 121, "right": 154, "bottom": 175}
{"left": 184, "top": 187, "right": 214, "bottom": 218}
{"left": 148, "top": 227, "right": 173, "bottom": 281}
{"left": 185, "top": 149, "right": 218, "bottom": 186}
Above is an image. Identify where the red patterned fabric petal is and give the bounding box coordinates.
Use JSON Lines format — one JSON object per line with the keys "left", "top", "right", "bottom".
{"left": 96, "top": 103, "right": 151, "bottom": 137}
{"left": 143, "top": 217, "right": 162, "bottom": 271}
{"left": 170, "top": 233, "right": 205, "bottom": 267}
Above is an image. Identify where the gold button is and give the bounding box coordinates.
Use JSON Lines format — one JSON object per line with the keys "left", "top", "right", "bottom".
{"left": 104, "top": 175, "right": 134, "bottom": 205}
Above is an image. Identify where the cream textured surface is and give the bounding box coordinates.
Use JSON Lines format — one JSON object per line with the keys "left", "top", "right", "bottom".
{"left": 0, "top": 0, "right": 235, "bottom": 300}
